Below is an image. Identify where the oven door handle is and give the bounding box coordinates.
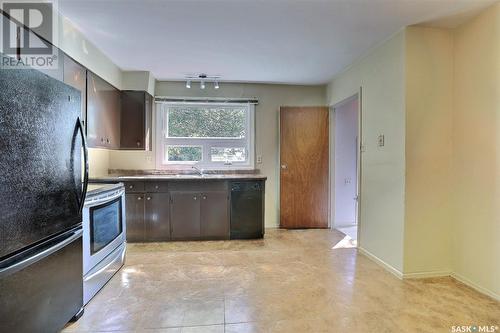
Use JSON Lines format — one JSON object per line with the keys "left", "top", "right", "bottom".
{"left": 85, "top": 188, "right": 125, "bottom": 207}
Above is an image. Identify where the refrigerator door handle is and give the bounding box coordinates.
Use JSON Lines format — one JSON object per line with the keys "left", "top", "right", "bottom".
{"left": 0, "top": 228, "right": 83, "bottom": 278}
{"left": 77, "top": 117, "right": 89, "bottom": 213}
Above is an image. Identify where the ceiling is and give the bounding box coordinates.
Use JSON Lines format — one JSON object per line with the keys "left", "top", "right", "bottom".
{"left": 58, "top": 0, "right": 496, "bottom": 85}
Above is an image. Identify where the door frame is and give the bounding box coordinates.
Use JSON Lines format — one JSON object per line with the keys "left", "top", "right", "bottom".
{"left": 330, "top": 88, "right": 362, "bottom": 245}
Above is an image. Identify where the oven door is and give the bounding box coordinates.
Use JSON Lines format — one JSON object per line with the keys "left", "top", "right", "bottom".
{"left": 83, "top": 189, "right": 126, "bottom": 275}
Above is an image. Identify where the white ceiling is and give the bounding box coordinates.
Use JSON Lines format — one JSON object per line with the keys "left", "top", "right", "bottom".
{"left": 58, "top": 0, "right": 496, "bottom": 85}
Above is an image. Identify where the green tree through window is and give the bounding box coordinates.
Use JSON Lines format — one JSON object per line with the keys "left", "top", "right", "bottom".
{"left": 168, "top": 107, "right": 246, "bottom": 138}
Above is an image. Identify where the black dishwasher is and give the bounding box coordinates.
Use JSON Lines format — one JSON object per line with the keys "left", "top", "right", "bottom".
{"left": 230, "top": 181, "right": 265, "bottom": 239}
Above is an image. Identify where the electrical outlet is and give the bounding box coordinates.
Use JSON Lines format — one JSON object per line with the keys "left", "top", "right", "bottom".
{"left": 378, "top": 134, "right": 385, "bottom": 147}
{"left": 145, "top": 155, "right": 152, "bottom": 163}
{"left": 257, "top": 155, "right": 262, "bottom": 164}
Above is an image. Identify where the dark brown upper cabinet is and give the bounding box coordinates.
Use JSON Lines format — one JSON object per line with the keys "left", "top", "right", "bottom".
{"left": 120, "top": 91, "right": 152, "bottom": 150}
{"left": 86, "top": 71, "right": 121, "bottom": 149}
{"left": 63, "top": 55, "right": 86, "bottom": 125}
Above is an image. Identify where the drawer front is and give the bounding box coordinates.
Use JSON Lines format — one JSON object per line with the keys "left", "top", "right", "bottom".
{"left": 168, "top": 180, "right": 228, "bottom": 192}
{"left": 124, "top": 182, "right": 145, "bottom": 193}
{"left": 145, "top": 182, "right": 168, "bottom": 193}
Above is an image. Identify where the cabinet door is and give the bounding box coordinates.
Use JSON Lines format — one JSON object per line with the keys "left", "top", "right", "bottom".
{"left": 63, "top": 55, "right": 87, "bottom": 125}
{"left": 145, "top": 193, "right": 170, "bottom": 241}
{"left": 121, "top": 91, "right": 145, "bottom": 149}
{"left": 201, "top": 191, "right": 229, "bottom": 239}
{"left": 125, "top": 194, "right": 145, "bottom": 242}
{"left": 107, "top": 85, "right": 121, "bottom": 149}
{"left": 87, "top": 72, "right": 121, "bottom": 148}
{"left": 170, "top": 192, "right": 200, "bottom": 240}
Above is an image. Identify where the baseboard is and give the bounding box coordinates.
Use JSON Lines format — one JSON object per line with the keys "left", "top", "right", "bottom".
{"left": 402, "top": 270, "right": 451, "bottom": 279}
{"left": 357, "top": 247, "right": 403, "bottom": 279}
{"left": 451, "top": 272, "right": 500, "bottom": 302}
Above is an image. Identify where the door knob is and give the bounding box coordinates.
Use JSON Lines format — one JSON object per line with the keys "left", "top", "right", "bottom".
{"left": 281, "top": 164, "right": 287, "bottom": 169}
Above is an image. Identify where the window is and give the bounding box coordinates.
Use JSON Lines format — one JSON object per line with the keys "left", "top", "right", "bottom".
{"left": 157, "top": 103, "right": 255, "bottom": 169}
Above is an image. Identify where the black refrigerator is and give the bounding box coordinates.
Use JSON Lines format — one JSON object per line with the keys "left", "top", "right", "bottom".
{"left": 0, "top": 64, "right": 89, "bottom": 332}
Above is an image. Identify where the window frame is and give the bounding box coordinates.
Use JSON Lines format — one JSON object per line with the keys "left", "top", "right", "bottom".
{"left": 156, "top": 102, "right": 255, "bottom": 170}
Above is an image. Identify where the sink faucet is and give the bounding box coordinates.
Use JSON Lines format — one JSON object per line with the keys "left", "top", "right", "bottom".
{"left": 192, "top": 164, "right": 204, "bottom": 175}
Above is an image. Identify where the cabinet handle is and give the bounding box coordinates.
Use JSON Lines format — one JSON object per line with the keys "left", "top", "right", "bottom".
{"left": 100, "top": 137, "right": 104, "bottom": 143}
{"left": 146, "top": 196, "right": 151, "bottom": 201}
{"left": 106, "top": 138, "right": 110, "bottom": 144}
{"left": 129, "top": 185, "right": 134, "bottom": 189}
{"left": 136, "top": 141, "right": 141, "bottom": 147}
{"left": 155, "top": 185, "right": 159, "bottom": 189}
{"left": 137, "top": 196, "right": 142, "bottom": 201}
{"left": 202, "top": 195, "right": 207, "bottom": 200}
{"left": 193, "top": 196, "right": 197, "bottom": 200}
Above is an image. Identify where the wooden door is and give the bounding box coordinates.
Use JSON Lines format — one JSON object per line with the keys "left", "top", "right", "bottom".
{"left": 200, "top": 191, "right": 229, "bottom": 239}
{"left": 170, "top": 192, "right": 201, "bottom": 239}
{"left": 280, "top": 107, "right": 329, "bottom": 228}
{"left": 145, "top": 193, "right": 170, "bottom": 241}
{"left": 125, "top": 194, "right": 145, "bottom": 242}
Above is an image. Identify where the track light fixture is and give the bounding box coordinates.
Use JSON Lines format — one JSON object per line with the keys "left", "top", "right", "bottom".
{"left": 185, "top": 74, "right": 221, "bottom": 90}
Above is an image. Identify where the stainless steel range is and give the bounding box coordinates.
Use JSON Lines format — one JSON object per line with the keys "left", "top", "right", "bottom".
{"left": 83, "top": 183, "right": 126, "bottom": 305}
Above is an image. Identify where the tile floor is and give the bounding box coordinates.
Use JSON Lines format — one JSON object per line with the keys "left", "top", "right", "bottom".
{"left": 63, "top": 229, "right": 500, "bottom": 333}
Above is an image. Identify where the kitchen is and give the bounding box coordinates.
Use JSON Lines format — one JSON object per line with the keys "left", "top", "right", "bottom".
{"left": 1, "top": 1, "right": 500, "bottom": 332}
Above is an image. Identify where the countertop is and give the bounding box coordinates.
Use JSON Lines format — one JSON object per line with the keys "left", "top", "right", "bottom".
{"left": 90, "top": 174, "right": 267, "bottom": 182}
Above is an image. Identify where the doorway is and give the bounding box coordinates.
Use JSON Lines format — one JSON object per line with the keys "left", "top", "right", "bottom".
{"left": 332, "top": 94, "right": 360, "bottom": 243}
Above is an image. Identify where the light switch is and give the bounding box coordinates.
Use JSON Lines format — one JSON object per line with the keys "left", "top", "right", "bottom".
{"left": 378, "top": 134, "right": 385, "bottom": 147}
{"left": 257, "top": 155, "right": 262, "bottom": 164}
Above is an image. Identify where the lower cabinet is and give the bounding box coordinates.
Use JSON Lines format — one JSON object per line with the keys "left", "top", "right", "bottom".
{"left": 170, "top": 192, "right": 201, "bottom": 240}
{"left": 145, "top": 193, "right": 171, "bottom": 241}
{"left": 200, "top": 191, "right": 229, "bottom": 238}
{"left": 170, "top": 191, "right": 229, "bottom": 240}
{"left": 125, "top": 194, "right": 145, "bottom": 242}
{"left": 125, "top": 192, "right": 170, "bottom": 242}
{"left": 123, "top": 181, "right": 242, "bottom": 241}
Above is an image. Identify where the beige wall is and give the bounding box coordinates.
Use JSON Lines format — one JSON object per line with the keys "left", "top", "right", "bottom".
{"left": 403, "top": 27, "right": 453, "bottom": 275}
{"left": 88, "top": 149, "right": 110, "bottom": 178}
{"left": 452, "top": 3, "right": 500, "bottom": 299}
{"left": 53, "top": 14, "right": 123, "bottom": 177}
{"left": 110, "top": 82, "right": 326, "bottom": 227}
{"left": 122, "top": 71, "right": 156, "bottom": 96}
{"left": 327, "top": 31, "right": 407, "bottom": 274}
{"left": 56, "top": 17, "right": 122, "bottom": 89}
